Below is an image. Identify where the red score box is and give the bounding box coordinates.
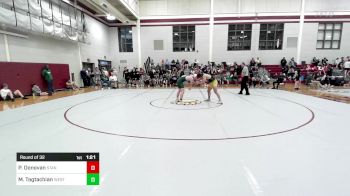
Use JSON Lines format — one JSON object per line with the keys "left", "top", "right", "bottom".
{"left": 87, "top": 161, "right": 99, "bottom": 174}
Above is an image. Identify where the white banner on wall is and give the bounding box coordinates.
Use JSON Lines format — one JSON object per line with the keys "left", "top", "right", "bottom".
{"left": 28, "top": 0, "right": 42, "bottom": 17}
{"left": 0, "top": 7, "right": 16, "bottom": 27}
{"left": 16, "top": 12, "right": 31, "bottom": 30}
{"left": 43, "top": 18, "right": 54, "bottom": 35}
{"left": 54, "top": 22, "right": 64, "bottom": 38}
{"left": 41, "top": 0, "right": 53, "bottom": 20}
{"left": 14, "top": 0, "right": 29, "bottom": 11}
{"left": 31, "top": 16, "right": 44, "bottom": 33}
{"left": 0, "top": 0, "right": 13, "bottom": 8}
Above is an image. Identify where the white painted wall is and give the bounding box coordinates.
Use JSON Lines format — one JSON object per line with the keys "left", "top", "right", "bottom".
{"left": 305, "top": 0, "right": 350, "bottom": 12}
{"left": 0, "top": 34, "right": 6, "bottom": 61}
{"left": 140, "top": 0, "right": 210, "bottom": 16}
{"left": 136, "top": 22, "right": 350, "bottom": 66}
{"left": 300, "top": 22, "right": 350, "bottom": 63}
{"left": 1, "top": 14, "right": 111, "bottom": 85}
{"left": 7, "top": 34, "right": 81, "bottom": 81}
{"left": 140, "top": 25, "right": 209, "bottom": 65}
{"left": 140, "top": 0, "right": 305, "bottom": 16}
{"left": 79, "top": 15, "right": 111, "bottom": 68}
{"left": 212, "top": 23, "right": 299, "bottom": 65}
{"left": 109, "top": 26, "right": 139, "bottom": 69}
{"left": 140, "top": 0, "right": 350, "bottom": 16}
{"left": 214, "top": 0, "right": 302, "bottom": 14}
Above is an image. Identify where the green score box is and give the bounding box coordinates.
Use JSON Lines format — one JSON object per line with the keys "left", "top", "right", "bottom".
{"left": 87, "top": 174, "right": 99, "bottom": 185}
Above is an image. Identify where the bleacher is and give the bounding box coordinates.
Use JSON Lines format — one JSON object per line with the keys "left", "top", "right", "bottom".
{"left": 264, "top": 64, "right": 308, "bottom": 83}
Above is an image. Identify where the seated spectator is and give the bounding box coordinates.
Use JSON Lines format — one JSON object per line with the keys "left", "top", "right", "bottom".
{"left": 93, "top": 67, "right": 102, "bottom": 86}
{"left": 288, "top": 57, "right": 296, "bottom": 67}
{"left": 66, "top": 80, "right": 79, "bottom": 90}
{"left": 256, "top": 57, "right": 262, "bottom": 67}
{"left": 321, "top": 57, "right": 328, "bottom": 66}
{"left": 312, "top": 57, "right": 320, "bottom": 66}
{"left": 32, "top": 84, "right": 49, "bottom": 96}
{"left": 0, "top": 83, "right": 28, "bottom": 101}
{"left": 260, "top": 73, "right": 271, "bottom": 87}
{"left": 272, "top": 73, "right": 286, "bottom": 89}
{"left": 109, "top": 73, "right": 118, "bottom": 89}
{"left": 344, "top": 60, "right": 350, "bottom": 77}
{"left": 287, "top": 67, "right": 295, "bottom": 79}
{"left": 249, "top": 58, "right": 256, "bottom": 67}
{"left": 310, "top": 79, "right": 332, "bottom": 90}
{"left": 251, "top": 76, "right": 260, "bottom": 88}
{"left": 334, "top": 57, "right": 341, "bottom": 67}
{"left": 144, "top": 74, "right": 151, "bottom": 87}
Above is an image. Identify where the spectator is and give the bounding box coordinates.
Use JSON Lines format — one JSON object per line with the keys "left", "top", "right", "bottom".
{"left": 66, "top": 80, "right": 79, "bottom": 90}
{"left": 93, "top": 67, "right": 101, "bottom": 86}
{"left": 80, "top": 68, "right": 90, "bottom": 87}
{"left": 42, "top": 65, "right": 54, "bottom": 95}
{"left": 287, "top": 67, "right": 295, "bottom": 79}
{"left": 88, "top": 68, "right": 95, "bottom": 86}
{"left": 280, "top": 57, "right": 287, "bottom": 68}
{"left": 249, "top": 58, "right": 256, "bottom": 67}
{"left": 109, "top": 73, "right": 118, "bottom": 89}
{"left": 0, "top": 83, "right": 27, "bottom": 101}
{"left": 32, "top": 84, "right": 49, "bottom": 96}
{"left": 334, "top": 57, "right": 341, "bottom": 67}
{"left": 312, "top": 57, "right": 320, "bottom": 66}
{"left": 194, "top": 59, "right": 199, "bottom": 66}
{"left": 321, "top": 57, "right": 328, "bottom": 66}
{"left": 256, "top": 57, "right": 262, "bottom": 67}
{"left": 288, "top": 57, "right": 296, "bottom": 67}
{"left": 272, "top": 73, "right": 286, "bottom": 89}
{"left": 344, "top": 59, "right": 350, "bottom": 77}
{"left": 123, "top": 67, "right": 130, "bottom": 87}
{"left": 294, "top": 68, "right": 301, "bottom": 90}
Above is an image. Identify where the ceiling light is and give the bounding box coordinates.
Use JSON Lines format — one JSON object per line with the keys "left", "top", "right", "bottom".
{"left": 106, "top": 14, "right": 116, "bottom": 20}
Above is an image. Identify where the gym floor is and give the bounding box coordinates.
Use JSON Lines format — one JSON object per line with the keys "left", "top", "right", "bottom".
{"left": 0, "top": 87, "right": 349, "bottom": 195}
{"left": 1, "top": 84, "right": 349, "bottom": 112}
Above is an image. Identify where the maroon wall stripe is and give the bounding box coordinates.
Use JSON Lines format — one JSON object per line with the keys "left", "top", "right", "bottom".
{"left": 214, "top": 21, "right": 299, "bottom": 25}
{"left": 304, "top": 20, "right": 350, "bottom": 23}
{"left": 305, "top": 15, "right": 350, "bottom": 19}
{"left": 141, "top": 18, "right": 210, "bottom": 23}
{"left": 214, "top": 16, "right": 300, "bottom": 21}
{"left": 141, "top": 23, "right": 210, "bottom": 27}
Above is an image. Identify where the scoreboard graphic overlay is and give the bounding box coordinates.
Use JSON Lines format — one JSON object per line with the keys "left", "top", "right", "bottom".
{"left": 16, "top": 153, "right": 99, "bottom": 185}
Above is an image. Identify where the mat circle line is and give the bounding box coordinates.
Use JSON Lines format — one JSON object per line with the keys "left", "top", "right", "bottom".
{"left": 63, "top": 91, "right": 315, "bottom": 141}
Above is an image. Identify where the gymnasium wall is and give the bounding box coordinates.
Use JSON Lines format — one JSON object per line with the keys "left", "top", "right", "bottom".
{"left": 122, "top": 21, "right": 349, "bottom": 66}
{"left": 214, "top": 0, "right": 303, "bottom": 14}
{"left": 212, "top": 23, "right": 299, "bottom": 64}
{"left": 305, "top": 0, "right": 350, "bottom": 12}
{"left": 140, "top": 0, "right": 350, "bottom": 16}
{"left": 301, "top": 23, "right": 350, "bottom": 62}
{"left": 139, "top": 0, "right": 210, "bottom": 17}
{"left": 79, "top": 15, "right": 111, "bottom": 70}
{"left": 0, "top": 62, "right": 69, "bottom": 95}
{"left": 7, "top": 34, "right": 80, "bottom": 83}
{"left": 131, "top": 0, "right": 350, "bottom": 66}
{"left": 140, "top": 25, "right": 210, "bottom": 65}
{"left": 0, "top": 34, "right": 6, "bottom": 61}
{"left": 109, "top": 26, "right": 139, "bottom": 69}
{"left": 0, "top": 14, "right": 111, "bottom": 86}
